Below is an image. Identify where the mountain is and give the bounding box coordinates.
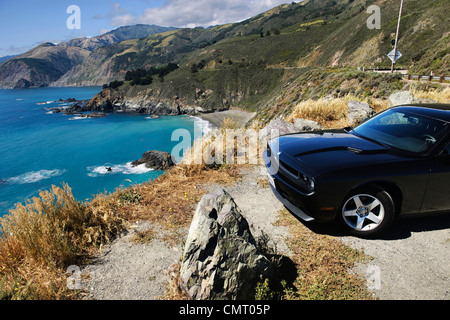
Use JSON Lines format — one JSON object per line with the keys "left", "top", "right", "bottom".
{"left": 59, "top": 24, "right": 179, "bottom": 51}
{"left": 59, "top": 0, "right": 448, "bottom": 118}
{"left": 0, "top": 24, "right": 178, "bottom": 88}
{"left": 0, "top": 55, "right": 18, "bottom": 65}
{"left": 0, "top": 0, "right": 448, "bottom": 91}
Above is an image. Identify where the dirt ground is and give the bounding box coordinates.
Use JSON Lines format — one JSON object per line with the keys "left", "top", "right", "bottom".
{"left": 80, "top": 165, "right": 450, "bottom": 300}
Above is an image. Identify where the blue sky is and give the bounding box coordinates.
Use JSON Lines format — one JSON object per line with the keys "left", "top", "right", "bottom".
{"left": 0, "top": 0, "right": 295, "bottom": 57}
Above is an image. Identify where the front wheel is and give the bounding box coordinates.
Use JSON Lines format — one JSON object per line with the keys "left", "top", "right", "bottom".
{"left": 340, "top": 187, "right": 395, "bottom": 238}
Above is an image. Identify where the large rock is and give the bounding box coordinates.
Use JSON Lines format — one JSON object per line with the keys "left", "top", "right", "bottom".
{"left": 388, "top": 91, "right": 437, "bottom": 107}
{"left": 180, "top": 189, "right": 274, "bottom": 300}
{"left": 348, "top": 100, "right": 375, "bottom": 125}
{"left": 259, "top": 118, "right": 297, "bottom": 142}
{"left": 388, "top": 91, "right": 418, "bottom": 107}
{"left": 131, "top": 150, "right": 174, "bottom": 170}
{"left": 293, "top": 118, "right": 323, "bottom": 132}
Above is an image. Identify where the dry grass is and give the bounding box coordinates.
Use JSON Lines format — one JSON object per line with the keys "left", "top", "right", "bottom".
{"left": 163, "top": 263, "right": 191, "bottom": 300}
{"left": 286, "top": 94, "right": 391, "bottom": 129}
{"left": 286, "top": 87, "right": 449, "bottom": 131}
{"left": 115, "top": 164, "right": 240, "bottom": 232}
{"left": 0, "top": 162, "right": 240, "bottom": 300}
{"left": 0, "top": 184, "right": 125, "bottom": 299}
{"left": 410, "top": 86, "right": 450, "bottom": 103}
{"left": 275, "top": 209, "right": 375, "bottom": 300}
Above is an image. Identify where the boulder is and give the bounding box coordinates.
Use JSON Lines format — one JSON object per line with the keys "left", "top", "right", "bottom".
{"left": 388, "top": 91, "right": 418, "bottom": 107}
{"left": 293, "top": 118, "right": 322, "bottom": 132}
{"left": 180, "top": 189, "right": 274, "bottom": 300}
{"left": 131, "top": 150, "right": 174, "bottom": 170}
{"left": 388, "top": 91, "right": 437, "bottom": 107}
{"left": 259, "top": 118, "right": 296, "bottom": 142}
{"left": 348, "top": 100, "right": 375, "bottom": 125}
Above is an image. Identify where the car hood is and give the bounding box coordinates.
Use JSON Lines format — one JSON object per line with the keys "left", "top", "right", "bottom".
{"left": 275, "top": 130, "right": 406, "bottom": 176}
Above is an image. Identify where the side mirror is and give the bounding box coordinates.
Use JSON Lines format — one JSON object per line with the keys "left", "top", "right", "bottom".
{"left": 344, "top": 126, "right": 353, "bottom": 132}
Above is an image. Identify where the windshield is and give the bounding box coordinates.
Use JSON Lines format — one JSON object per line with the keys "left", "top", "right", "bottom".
{"left": 353, "top": 109, "right": 448, "bottom": 153}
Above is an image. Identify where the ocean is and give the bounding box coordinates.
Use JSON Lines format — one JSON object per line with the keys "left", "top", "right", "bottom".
{"left": 0, "top": 87, "right": 208, "bottom": 218}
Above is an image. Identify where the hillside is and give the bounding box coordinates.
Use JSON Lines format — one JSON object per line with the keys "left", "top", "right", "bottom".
{"left": 0, "top": 25, "right": 178, "bottom": 88}
{"left": 0, "top": 0, "right": 448, "bottom": 90}
{"left": 70, "top": 0, "right": 448, "bottom": 121}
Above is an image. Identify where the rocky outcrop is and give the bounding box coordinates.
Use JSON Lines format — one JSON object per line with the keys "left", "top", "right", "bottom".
{"left": 132, "top": 150, "right": 174, "bottom": 170}
{"left": 259, "top": 117, "right": 322, "bottom": 142}
{"left": 347, "top": 100, "right": 375, "bottom": 125}
{"left": 388, "top": 91, "right": 437, "bottom": 107}
{"left": 293, "top": 118, "right": 322, "bottom": 132}
{"left": 180, "top": 189, "right": 274, "bottom": 300}
{"left": 79, "top": 89, "right": 208, "bottom": 116}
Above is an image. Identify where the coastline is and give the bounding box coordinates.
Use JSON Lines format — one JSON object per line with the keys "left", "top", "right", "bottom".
{"left": 195, "top": 109, "right": 256, "bottom": 129}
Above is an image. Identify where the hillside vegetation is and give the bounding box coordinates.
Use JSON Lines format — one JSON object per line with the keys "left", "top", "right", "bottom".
{"left": 68, "top": 0, "right": 449, "bottom": 125}
{"left": 1, "top": 0, "right": 448, "bottom": 89}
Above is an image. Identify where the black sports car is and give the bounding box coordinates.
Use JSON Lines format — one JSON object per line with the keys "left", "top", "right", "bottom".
{"left": 264, "top": 104, "right": 450, "bottom": 238}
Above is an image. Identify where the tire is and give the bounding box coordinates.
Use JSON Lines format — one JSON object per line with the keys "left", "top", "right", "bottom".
{"left": 340, "top": 187, "right": 395, "bottom": 238}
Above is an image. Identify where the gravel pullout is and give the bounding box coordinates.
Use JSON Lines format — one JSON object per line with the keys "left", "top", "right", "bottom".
{"left": 80, "top": 165, "right": 450, "bottom": 300}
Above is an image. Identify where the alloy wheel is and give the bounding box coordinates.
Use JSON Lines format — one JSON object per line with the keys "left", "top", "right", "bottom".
{"left": 342, "top": 194, "right": 385, "bottom": 232}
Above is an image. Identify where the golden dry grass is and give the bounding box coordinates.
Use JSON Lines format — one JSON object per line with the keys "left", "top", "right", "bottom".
{"left": 0, "top": 184, "right": 125, "bottom": 299}
{"left": 286, "top": 94, "right": 391, "bottom": 129}
{"left": 286, "top": 87, "right": 449, "bottom": 130}
{"left": 275, "top": 209, "right": 375, "bottom": 300}
{"left": 410, "top": 86, "right": 450, "bottom": 103}
{"left": 115, "top": 164, "right": 240, "bottom": 231}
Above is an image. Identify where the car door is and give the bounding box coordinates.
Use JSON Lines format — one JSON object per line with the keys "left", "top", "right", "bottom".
{"left": 420, "top": 142, "right": 450, "bottom": 213}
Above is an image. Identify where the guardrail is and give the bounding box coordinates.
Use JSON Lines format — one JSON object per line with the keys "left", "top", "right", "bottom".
{"left": 361, "top": 68, "right": 449, "bottom": 83}
{"left": 403, "top": 74, "right": 450, "bottom": 83}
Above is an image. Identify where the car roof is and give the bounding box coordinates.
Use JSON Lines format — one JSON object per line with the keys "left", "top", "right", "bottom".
{"left": 392, "top": 104, "right": 450, "bottom": 122}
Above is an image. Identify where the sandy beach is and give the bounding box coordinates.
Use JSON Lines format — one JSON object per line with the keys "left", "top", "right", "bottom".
{"left": 197, "top": 109, "right": 256, "bottom": 128}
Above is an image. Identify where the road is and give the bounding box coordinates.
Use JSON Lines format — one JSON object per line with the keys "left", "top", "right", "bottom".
{"left": 307, "top": 213, "right": 450, "bottom": 300}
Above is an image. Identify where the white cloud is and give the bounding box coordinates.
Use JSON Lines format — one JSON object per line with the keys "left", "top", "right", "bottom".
{"left": 110, "top": 0, "right": 295, "bottom": 28}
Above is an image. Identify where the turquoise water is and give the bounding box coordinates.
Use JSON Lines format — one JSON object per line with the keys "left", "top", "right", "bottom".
{"left": 0, "top": 87, "right": 204, "bottom": 217}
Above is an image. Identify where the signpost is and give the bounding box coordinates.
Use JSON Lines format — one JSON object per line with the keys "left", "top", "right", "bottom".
{"left": 387, "top": 49, "right": 402, "bottom": 63}
{"left": 390, "top": 0, "right": 405, "bottom": 73}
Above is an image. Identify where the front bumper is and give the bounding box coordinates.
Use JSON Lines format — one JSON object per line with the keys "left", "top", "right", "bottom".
{"left": 264, "top": 150, "right": 337, "bottom": 222}
{"left": 267, "top": 173, "right": 315, "bottom": 222}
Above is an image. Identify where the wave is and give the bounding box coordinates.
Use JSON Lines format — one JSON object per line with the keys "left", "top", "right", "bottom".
{"left": 7, "top": 169, "right": 66, "bottom": 184}
{"left": 191, "top": 116, "right": 213, "bottom": 135}
{"left": 87, "top": 162, "right": 154, "bottom": 177}
{"left": 37, "top": 101, "right": 56, "bottom": 105}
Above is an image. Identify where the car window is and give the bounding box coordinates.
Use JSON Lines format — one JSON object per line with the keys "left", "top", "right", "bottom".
{"left": 353, "top": 109, "right": 449, "bottom": 153}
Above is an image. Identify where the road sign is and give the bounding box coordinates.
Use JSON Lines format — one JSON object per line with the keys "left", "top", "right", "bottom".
{"left": 387, "top": 49, "right": 402, "bottom": 63}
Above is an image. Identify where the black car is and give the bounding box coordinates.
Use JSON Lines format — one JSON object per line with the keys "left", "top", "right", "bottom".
{"left": 264, "top": 104, "right": 450, "bottom": 238}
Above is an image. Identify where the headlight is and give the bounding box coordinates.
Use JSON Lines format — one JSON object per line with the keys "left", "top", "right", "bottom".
{"left": 299, "top": 173, "right": 315, "bottom": 191}
{"left": 307, "top": 177, "right": 315, "bottom": 190}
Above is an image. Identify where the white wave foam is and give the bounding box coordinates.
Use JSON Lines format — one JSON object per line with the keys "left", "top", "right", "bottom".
{"left": 7, "top": 169, "right": 66, "bottom": 184}
{"left": 87, "top": 162, "right": 153, "bottom": 177}
{"left": 37, "top": 101, "right": 55, "bottom": 105}
{"left": 68, "top": 116, "right": 86, "bottom": 121}
{"left": 191, "top": 116, "right": 213, "bottom": 135}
